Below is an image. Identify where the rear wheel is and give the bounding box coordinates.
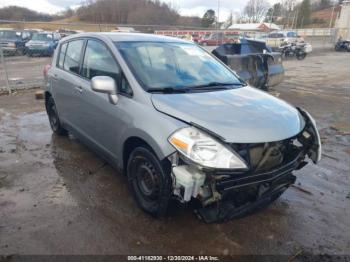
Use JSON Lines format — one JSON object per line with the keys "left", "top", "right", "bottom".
{"left": 127, "top": 146, "right": 172, "bottom": 217}
{"left": 46, "top": 97, "right": 67, "bottom": 135}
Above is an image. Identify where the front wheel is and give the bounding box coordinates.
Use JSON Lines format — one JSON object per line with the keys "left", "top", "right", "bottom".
{"left": 296, "top": 52, "right": 306, "bottom": 60}
{"left": 46, "top": 97, "right": 67, "bottom": 135}
{"left": 127, "top": 146, "right": 172, "bottom": 217}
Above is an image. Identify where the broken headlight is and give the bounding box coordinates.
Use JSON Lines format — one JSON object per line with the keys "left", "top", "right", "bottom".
{"left": 168, "top": 126, "right": 247, "bottom": 170}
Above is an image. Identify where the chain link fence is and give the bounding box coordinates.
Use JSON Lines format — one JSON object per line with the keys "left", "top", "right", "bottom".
{"left": 0, "top": 20, "right": 349, "bottom": 93}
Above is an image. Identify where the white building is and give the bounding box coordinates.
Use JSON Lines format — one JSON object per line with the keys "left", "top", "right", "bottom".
{"left": 335, "top": 0, "right": 350, "bottom": 39}
{"left": 228, "top": 23, "right": 280, "bottom": 32}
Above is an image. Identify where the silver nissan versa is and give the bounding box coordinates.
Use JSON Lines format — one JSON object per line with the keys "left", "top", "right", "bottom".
{"left": 44, "top": 33, "right": 321, "bottom": 223}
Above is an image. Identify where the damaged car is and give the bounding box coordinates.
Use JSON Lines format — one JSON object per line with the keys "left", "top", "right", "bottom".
{"left": 44, "top": 33, "right": 321, "bottom": 223}
{"left": 212, "top": 38, "right": 284, "bottom": 90}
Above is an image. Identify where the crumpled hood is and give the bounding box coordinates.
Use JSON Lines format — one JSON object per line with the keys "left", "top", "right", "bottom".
{"left": 151, "top": 87, "right": 305, "bottom": 143}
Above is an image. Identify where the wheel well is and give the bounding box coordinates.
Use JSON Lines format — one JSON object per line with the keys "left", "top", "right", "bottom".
{"left": 122, "top": 137, "right": 172, "bottom": 178}
{"left": 123, "top": 137, "right": 149, "bottom": 171}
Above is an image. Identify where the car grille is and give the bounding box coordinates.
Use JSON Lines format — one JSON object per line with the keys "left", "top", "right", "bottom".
{"left": 231, "top": 137, "right": 301, "bottom": 173}
{"left": 210, "top": 131, "right": 311, "bottom": 193}
{"left": 215, "top": 155, "right": 300, "bottom": 192}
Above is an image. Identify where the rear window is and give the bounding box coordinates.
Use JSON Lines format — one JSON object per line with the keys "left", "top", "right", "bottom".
{"left": 63, "top": 40, "right": 84, "bottom": 75}
{"left": 58, "top": 42, "right": 68, "bottom": 68}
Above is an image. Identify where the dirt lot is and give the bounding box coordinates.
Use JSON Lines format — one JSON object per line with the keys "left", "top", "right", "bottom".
{"left": 0, "top": 51, "right": 349, "bottom": 256}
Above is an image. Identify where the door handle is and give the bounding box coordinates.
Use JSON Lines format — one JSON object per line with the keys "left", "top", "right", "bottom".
{"left": 75, "top": 86, "right": 83, "bottom": 93}
{"left": 52, "top": 74, "right": 59, "bottom": 80}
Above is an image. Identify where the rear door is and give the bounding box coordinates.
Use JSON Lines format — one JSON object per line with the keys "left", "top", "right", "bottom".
{"left": 51, "top": 39, "right": 85, "bottom": 129}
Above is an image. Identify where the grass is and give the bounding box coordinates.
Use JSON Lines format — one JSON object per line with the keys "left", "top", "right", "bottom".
{"left": 0, "top": 18, "right": 116, "bottom": 33}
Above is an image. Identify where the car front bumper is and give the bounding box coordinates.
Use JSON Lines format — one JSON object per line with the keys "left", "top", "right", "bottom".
{"left": 169, "top": 110, "right": 320, "bottom": 223}
{"left": 26, "top": 46, "right": 53, "bottom": 54}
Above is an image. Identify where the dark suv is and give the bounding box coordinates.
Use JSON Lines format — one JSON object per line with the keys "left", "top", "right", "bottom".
{"left": 0, "top": 29, "right": 32, "bottom": 55}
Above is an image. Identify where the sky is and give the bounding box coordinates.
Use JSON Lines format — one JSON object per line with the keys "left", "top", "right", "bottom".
{"left": 0, "top": 0, "right": 280, "bottom": 21}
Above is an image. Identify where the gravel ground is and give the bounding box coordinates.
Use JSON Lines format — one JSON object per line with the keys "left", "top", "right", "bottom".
{"left": 0, "top": 51, "right": 349, "bottom": 257}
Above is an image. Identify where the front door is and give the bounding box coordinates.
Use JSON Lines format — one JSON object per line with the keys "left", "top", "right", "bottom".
{"left": 72, "top": 39, "right": 129, "bottom": 160}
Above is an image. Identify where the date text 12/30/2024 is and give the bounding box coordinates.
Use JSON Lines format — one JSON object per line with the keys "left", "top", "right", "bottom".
{"left": 127, "top": 256, "right": 220, "bottom": 261}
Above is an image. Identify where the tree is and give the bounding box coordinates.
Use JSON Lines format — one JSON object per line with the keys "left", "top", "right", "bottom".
{"left": 296, "top": 0, "right": 311, "bottom": 27}
{"left": 243, "top": 0, "right": 270, "bottom": 23}
{"left": 201, "top": 9, "right": 215, "bottom": 28}
{"left": 319, "top": 0, "right": 332, "bottom": 9}
{"left": 265, "top": 3, "right": 283, "bottom": 23}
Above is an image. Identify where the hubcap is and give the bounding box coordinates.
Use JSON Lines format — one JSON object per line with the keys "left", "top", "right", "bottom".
{"left": 136, "top": 161, "right": 160, "bottom": 200}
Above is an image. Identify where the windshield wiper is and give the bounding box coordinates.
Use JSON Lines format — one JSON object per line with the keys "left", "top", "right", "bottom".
{"left": 189, "top": 82, "right": 244, "bottom": 90}
{"left": 148, "top": 87, "right": 190, "bottom": 94}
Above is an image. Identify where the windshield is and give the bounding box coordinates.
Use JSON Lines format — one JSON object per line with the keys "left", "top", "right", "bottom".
{"left": 0, "top": 30, "right": 21, "bottom": 39}
{"left": 287, "top": 32, "right": 298, "bottom": 38}
{"left": 116, "top": 41, "right": 242, "bottom": 91}
{"left": 32, "top": 33, "right": 53, "bottom": 41}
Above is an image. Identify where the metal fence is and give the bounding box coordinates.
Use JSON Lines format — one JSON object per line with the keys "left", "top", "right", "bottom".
{"left": 0, "top": 20, "right": 349, "bottom": 93}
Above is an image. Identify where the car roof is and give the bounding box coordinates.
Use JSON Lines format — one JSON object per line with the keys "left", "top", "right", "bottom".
{"left": 63, "top": 32, "right": 191, "bottom": 44}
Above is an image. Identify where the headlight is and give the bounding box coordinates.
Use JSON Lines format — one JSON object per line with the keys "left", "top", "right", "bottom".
{"left": 25, "top": 42, "right": 30, "bottom": 47}
{"left": 44, "top": 43, "right": 50, "bottom": 47}
{"left": 168, "top": 127, "right": 247, "bottom": 169}
{"left": 8, "top": 43, "right": 16, "bottom": 47}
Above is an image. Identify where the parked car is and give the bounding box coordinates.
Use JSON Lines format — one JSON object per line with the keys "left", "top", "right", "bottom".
{"left": 212, "top": 38, "right": 284, "bottom": 90}
{"left": 265, "top": 31, "right": 304, "bottom": 49}
{"left": 44, "top": 33, "right": 321, "bottom": 223}
{"left": 0, "top": 29, "right": 32, "bottom": 55}
{"left": 198, "top": 32, "right": 238, "bottom": 46}
{"left": 279, "top": 42, "right": 309, "bottom": 60}
{"left": 191, "top": 34, "right": 201, "bottom": 43}
{"left": 335, "top": 38, "right": 350, "bottom": 52}
{"left": 25, "top": 32, "right": 61, "bottom": 56}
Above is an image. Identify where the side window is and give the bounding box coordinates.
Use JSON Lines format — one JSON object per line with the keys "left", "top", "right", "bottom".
{"left": 58, "top": 42, "right": 68, "bottom": 69}
{"left": 63, "top": 39, "right": 84, "bottom": 75}
{"left": 82, "top": 40, "right": 132, "bottom": 95}
{"left": 82, "top": 40, "right": 120, "bottom": 82}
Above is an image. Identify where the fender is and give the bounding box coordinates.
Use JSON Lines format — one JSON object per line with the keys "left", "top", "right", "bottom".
{"left": 297, "top": 107, "right": 322, "bottom": 163}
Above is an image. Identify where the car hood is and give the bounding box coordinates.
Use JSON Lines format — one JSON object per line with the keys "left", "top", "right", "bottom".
{"left": 151, "top": 87, "right": 305, "bottom": 143}
{"left": 27, "top": 40, "right": 49, "bottom": 45}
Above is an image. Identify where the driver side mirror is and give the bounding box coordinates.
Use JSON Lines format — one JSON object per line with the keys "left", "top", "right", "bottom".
{"left": 91, "top": 76, "right": 119, "bottom": 104}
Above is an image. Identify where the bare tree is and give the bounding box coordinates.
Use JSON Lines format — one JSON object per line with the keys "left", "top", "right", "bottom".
{"left": 243, "top": 0, "right": 270, "bottom": 23}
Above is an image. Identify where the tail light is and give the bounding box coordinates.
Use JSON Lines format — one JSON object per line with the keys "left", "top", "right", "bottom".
{"left": 43, "top": 64, "right": 51, "bottom": 82}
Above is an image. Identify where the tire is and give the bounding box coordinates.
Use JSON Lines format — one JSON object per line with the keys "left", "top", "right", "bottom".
{"left": 46, "top": 96, "right": 67, "bottom": 136}
{"left": 296, "top": 52, "right": 306, "bottom": 60}
{"left": 127, "top": 146, "right": 172, "bottom": 217}
{"left": 16, "top": 48, "right": 24, "bottom": 56}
